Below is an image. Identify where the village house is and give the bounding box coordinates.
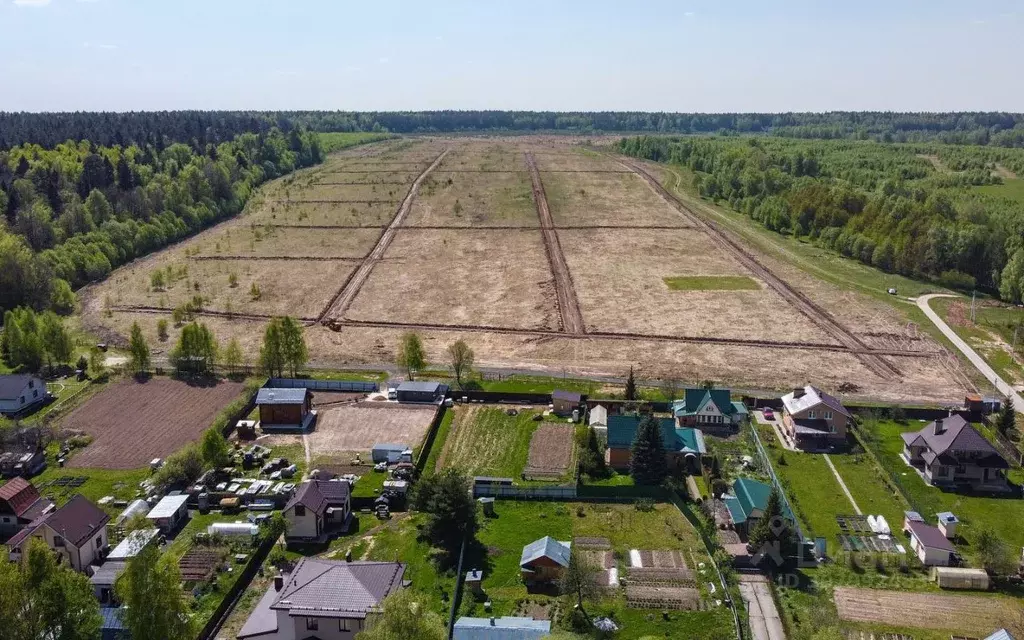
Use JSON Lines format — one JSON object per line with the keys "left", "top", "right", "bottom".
{"left": 284, "top": 480, "right": 352, "bottom": 544}
{"left": 673, "top": 387, "right": 748, "bottom": 436}
{"left": 551, "top": 390, "right": 583, "bottom": 417}
{"left": 605, "top": 415, "right": 706, "bottom": 473}
{"left": 520, "top": 536, "right": 571, "bottom": 587}
{"left": 900, "top": 415, "right": 1010, "bottom": 491}
{"left": 6, "top": 494, "right": 109, "bottom": 572}
{"left": 0, "top": 374, "right": 50, "bottom": 416}
{"left": 257, "top": 387, "right": 316, "bottom": 432}
{"left": 722, "top": 477, "right": 795, "bottom": 539}
{"left": 780, "top": 385, "right": 851, "bottom": 449}
{"left": 906, "top": 519, "right": 956, "bottom": 567}
{"left": 453, "top": 616, "right": 552, "bottom": 640}
{"left": 0, "top": 477, "right": 54, "bottom": 540}
{"left": 237, "top": 558, "right": 405, "bottom": 640}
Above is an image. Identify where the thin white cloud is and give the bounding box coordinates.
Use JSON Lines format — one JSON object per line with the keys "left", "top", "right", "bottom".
{"left": 13, "top": 0, "right": 52, "bottom": 6}
{"left": 379, "top": 57, "right": 390, "bottom": 64}
{"left": 83, "top": 41, "right": 118, "bottom": 50}
{"left": 684, "top": 11, "right": 695, "bottom": 17}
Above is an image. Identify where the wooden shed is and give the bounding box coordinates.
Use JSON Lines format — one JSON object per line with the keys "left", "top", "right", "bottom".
{"left": 256, "top": 388, "right": 313, "bottom": 431}
{"left": 931, "top": 566, "right": 990, "bottom": 590}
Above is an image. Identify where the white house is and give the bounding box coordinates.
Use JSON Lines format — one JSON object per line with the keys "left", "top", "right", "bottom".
{"left": 0, "top": 375, "right": 49, "bottom": 415}
{"left": 238, "top": 558, "right": 405, "bottom": 640}
{"left": 6, "top": 494, "right": 109, "bottom": 572}
{"left": 284, "top": 480, "right": 351, "bottom": 543}
{"left": 907, "top": 520, "right": 955, "bottom": 567}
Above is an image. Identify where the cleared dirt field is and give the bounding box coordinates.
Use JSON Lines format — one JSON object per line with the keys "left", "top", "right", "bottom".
{"left": 833, "top": 587, "right": 1019, "bottom": 634}
{"left": 62, "top": 377, "right": 245, "bottom": 469}
{"left": 523, "top": 423, "right": 575, "bottom": 478}
{"left": 191, "top": 227, "right": 381, "bottom": 259}
{"left": 108, "top": 257, "right": 355, "bottom": 319}
{"left": 309, "top": 403, "right": 437, "bottom": 455}
{"left": 439, "top": 143, "right": 526, "bottom": 172}
{"left": 345, "top": 228, "right": 560, "bottom": 330}
{"left": 545, "top": 170, "right": 693, "bottom": 227}
{"left": 533, "top": 150, "right": 629, "bottom": 172}
{"left": 312, "top": 170, "right": 422, "bottom": 184}
{"left": 561, "top": 228, "right": 837, "bottom": 343}
{"left": 406, "top": 170, "right": 537, "bottom": 227}
{"left": 249, "top": 201, "right": 398, "bottom": 227}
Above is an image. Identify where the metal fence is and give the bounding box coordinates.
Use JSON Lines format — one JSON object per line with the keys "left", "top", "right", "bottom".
{"left": 265, "top": 378, "right": 378, "bottom": 393}
{"left": 472, "top": 484, "right": 577, "bottom": 499}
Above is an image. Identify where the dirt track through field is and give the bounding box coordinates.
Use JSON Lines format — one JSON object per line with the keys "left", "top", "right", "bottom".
{"left": 319, "top": 148, "right": 450, "bottom": 322}
{"left": 526, "top": 152, "right": 585, "bottom": 334}
{"left": 619, "top": 157, "right": 902, "bottom": 381}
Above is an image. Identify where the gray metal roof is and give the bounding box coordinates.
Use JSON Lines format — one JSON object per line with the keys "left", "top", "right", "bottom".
{"left": 396, "top": 381, "right": 445, "bottom": 393}
{"left": 0, "top": 375, "right": 41, "bottom": 401}
{"left": 270, "top": 558, "right": 405, "bottom": 616}
{"left": 371, "top": 443, "right": 410, "bottom": 452}
{"left": 520, "top": 536, "right": 570, "bottom": 568}
{"left": 453, "top": 616, "right": 551, "bottom": 640}
{"left": 108, "top": 528, "right": 159, "bottom": 560}
{"left": 551, "top": 390, "right": 582, "bottom": 402}
{"left": 90, "top": 561, "right": 127, "bottom": 586}
{"left": 146, "top": 494, "right": 189, "bottom": 520}
{"left": 256, "top": 387, "right": 309, "bottom": 405}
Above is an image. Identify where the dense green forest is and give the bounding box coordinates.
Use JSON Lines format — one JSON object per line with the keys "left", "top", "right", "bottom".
{"left": 4, "top": 111, "right": 1024, "bottom": 150}
{"left": 617, "top": 136, "right": 1024, "bottom": 303}
{"left": 0, "top": 128, "right": 326, "bottom": 316}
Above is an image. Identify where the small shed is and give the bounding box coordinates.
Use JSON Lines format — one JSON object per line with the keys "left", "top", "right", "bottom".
{"left": 552, "top": 390, "right": 582, "bottom": 416}
{"left": 372, "top": 443, "right": 411, "bottom": 464}
{"left": 256, "top": 388, "right": 313, "bottom": 431}
{"left": 908, "top": 520, "right": 955, "bottom": 566}
{"left": 107, "top": 528, "right": 160, "bottom": 561}
{"left": 146, "top": 495, "right": 190, "bottom": 533}
{"left": 937, "top": 512, "right": 959, "bottom": 539}
{"left": 931, "top": 566, "right": 990, "bottom": 590}
{"left": 465, "top": 569, "right": 483, "bottom": 596}
{"left": 396, "top": 381, "right": 448, "bottom": 404}
{"left": 478, "top": 496, "right": 495, "bottom": 516}
{"left": 382, "top": 480, "right": 409, "bottom": 496}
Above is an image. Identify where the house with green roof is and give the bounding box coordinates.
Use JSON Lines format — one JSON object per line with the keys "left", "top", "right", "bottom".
{"left": 673, "top": 387, "right": 748, "bottom": 435}
{"left": 723, "top": 477, "right": 795, "bottom": 538}
{"left": 605, "top": 415, "right": 706, "bottom": 473}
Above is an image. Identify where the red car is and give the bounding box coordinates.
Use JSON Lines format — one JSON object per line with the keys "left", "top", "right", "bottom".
{"left": 762, "top": 408, "right": 775, "bottom": 420}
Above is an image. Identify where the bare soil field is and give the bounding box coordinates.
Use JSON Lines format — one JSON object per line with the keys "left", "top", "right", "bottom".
{"left": 833, "top": 586, "right": 1018, "bottom": 634}
{"left": 312, "top": 170, "right": 422, "bottom": 184}
{"left": 561, "top": 228, "right": 837, "bottom": 343}
{"left": 439, "top": 142, "right": 526, "bottom": 172}
{"left": 407, "top": 170, "right": 537, "bottom": 227}
{"left": 285, "top": 183, "right": 410, "bottom": 202}
{"left": 309, "top": 402, "right": 437, "bottom": 455}
{"left": 248, "top": 201, "right": 398, "bottom": 227}
{"left": 191, "top": 227, "right": 381, "bottom": 259}
{"left": 106, "top": 257, "right": 354, "bottom": 319}
{"left": 545, "top": 170, "right": 693, "bottom": 227}
{"left": 533, "top": 150, "right": 630, "bottom": 172}
{"left": 344, "top": 228, "right": 561, "bottom": 330}
{"left": 523, "top": 423, "right": 575, "bottom": 478}
{"left": 62, "top": 377, "right": 246, "bottom": 469}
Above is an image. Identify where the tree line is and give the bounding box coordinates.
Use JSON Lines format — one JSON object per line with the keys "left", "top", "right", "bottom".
{"left": 0, "top": 127, "right": 323, "bottom": 317}
{"left": 618, "top": 135, "right": 1024, "bottom": 302}
{"left": 4, "top": 111, "right": 1024, "bottom": 151}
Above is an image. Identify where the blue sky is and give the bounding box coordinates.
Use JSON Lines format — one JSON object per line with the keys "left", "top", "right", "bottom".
{"left": 1, "top": 0, "right": 1022, "bottom": 112}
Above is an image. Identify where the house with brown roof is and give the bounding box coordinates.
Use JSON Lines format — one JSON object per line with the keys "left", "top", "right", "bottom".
{"left": 284, "top": 480, "right": 351, "bottom": 544}
{"left": 6, "top": 494, "right": 110, "bottom": 572}
{"left": 780, "top": 385, "right": 851, "bottom": 449}
{"left": 901, "top": 415, "right": 1010, "bottom": 491}
{"left": 906, "top": 520, "right": 956, "bottom": 566}
{"left": 0, "top": 477, "right": 54, "bottom": 540}
{"left": 237, "top": 558, "right": 405, "bottom": 640}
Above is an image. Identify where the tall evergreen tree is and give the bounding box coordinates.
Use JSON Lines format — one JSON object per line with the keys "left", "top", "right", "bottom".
{"left": 994, "top": 398, "right": 1018, "bottom": 436}
{"left": 747, "top": 486, "right": 797, "bottom": 572}
{"left": 624, "top": 365, "right": 638, "bottom": 401}
{"left": 630, "top": 415, "right": 667, "bottom": 485}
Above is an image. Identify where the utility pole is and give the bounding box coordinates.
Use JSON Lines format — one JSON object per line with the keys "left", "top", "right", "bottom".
{"left": 970, "top": 290, "right": 977, "bottom": 324}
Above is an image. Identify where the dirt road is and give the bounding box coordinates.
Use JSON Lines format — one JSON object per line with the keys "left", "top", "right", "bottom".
{"left": 918, "top": 293, "right": 1024, "bottom": 413}
{"left": 525, "top": 152, "right": 586, "bottom": 334}
{"left": 320, "top": 148, "right": 449, "bottom": 322}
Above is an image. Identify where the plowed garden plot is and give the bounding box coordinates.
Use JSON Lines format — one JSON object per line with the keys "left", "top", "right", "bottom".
{"left": 62, "top": 377, "right": 245, "bottom": 469}
{"left": 523, "top": 423, "right": 575, "bottom": 479}
{"left": 249, "top": 201, "right": 398, "bottom": 227}
{"left": 833, "top": 587, "right": 1018, "bottom": 634}
{"left": 345, "top": 229, "right": 560, "bottom": 330}
{"left": 309, "top": 403, "right": 437, "bottom": 455}
{"left": 191, "top": 227, "right": 381, "bottom": 258}
{"left": 406, "top": 171, "right": 537, "bottom": 227}
{"left": 435, "top": 405, "right": 545, "bottom": 477}
{"left": 110, "top": 258, "right": 355, "bottom": 319}
{"left": 625, "top": 585, "right": 701, "bottom": 610}
{"left": 560, "top": 228, "right": 837, "bottom": 343}
{"left": 544, "top": 170, "right": 693, "bottom": 227}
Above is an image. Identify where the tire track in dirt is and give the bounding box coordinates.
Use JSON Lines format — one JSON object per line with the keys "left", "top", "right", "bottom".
{"left": 618, "top": 157, "right": 902, "bottom": 381}
{"left": 525, "top": 152, "right": 586, "bottom": 335}
{"left": 318, "top": 148, "right": 450, "bottom": 323}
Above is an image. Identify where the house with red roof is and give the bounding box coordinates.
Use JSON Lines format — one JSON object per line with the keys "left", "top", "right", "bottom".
{"left": 6, "top": 494, "right": 110, "bottom": 572}
{"left": 0, "top": 477, "right": 54, "bottom": 540}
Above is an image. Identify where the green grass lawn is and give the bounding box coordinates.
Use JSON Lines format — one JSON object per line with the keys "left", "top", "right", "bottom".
{"left": 351, "top": 469, "right": 387, "bottom": 499}
{"left": 467, "top": 500, "right": 733, "bottom": 639}
{"left": 32, "top": 465, "right": 151, "bottom": 513}
{"left": 976, "top": 177, "right": 1024, "bottom": 202}
{"left": 422, "top": 407, "right": 454, "bottom": 475}
{"left": 440, "top": 406, "right": 545, "bottom": 478}
{"left": 862, "top": 418, "right": 1024, "bottom": 557}
{"left": 663, "top": 275, "right": 761, "bottom": 291}
{"left": 932, "top": 296, "right": 1024, "bottom": 386}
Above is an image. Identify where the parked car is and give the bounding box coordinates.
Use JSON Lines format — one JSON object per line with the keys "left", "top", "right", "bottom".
{"left": 762, "top": 408, "right": 775, "bottom": 420}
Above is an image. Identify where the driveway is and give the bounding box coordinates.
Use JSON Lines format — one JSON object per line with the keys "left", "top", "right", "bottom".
{"left": 738, "top": 575, "right": 786, "bottom": 640}
{"left": 916, "top": 294, "right": 1024, "bottom": 414}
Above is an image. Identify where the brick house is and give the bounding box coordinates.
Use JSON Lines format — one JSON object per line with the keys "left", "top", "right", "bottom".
{"left": 520, "top": 536, "right": 570, "bottom": 586}
{"left": 780, "top": 385, "right": 851, "bottom": 449}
